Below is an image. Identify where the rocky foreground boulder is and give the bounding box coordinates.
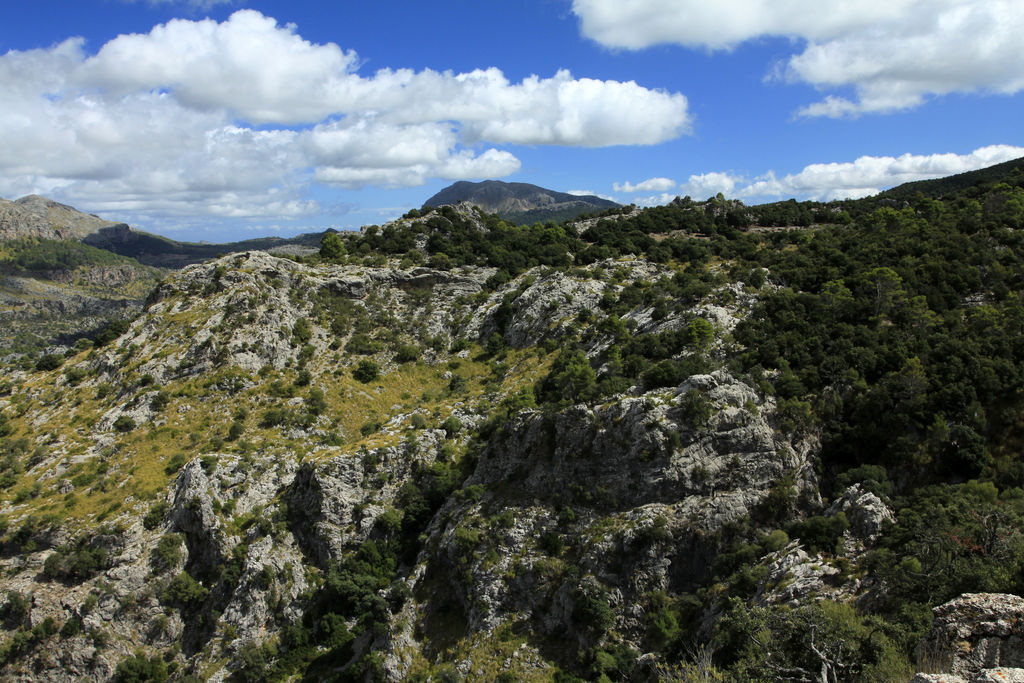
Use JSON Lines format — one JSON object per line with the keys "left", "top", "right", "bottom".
{"left": 911, "top": 593, "right": 1024, "bottom": 682}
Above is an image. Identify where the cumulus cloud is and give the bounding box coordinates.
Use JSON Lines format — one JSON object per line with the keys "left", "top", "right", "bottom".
{"left": 572, "top": 0, "right": 1024, "bottom": 116}
{"left": 678, "top": 172, "right": 739, "bottom": 199}
{"left": 613, "top": 177, "right": 675, "bottom": 193}
{"left": 614, "top": 145, "right": 1024, "bottom": 206}
{"left": 76, "top": 13, "right": 690, "bottom": 138}
{"left": 0, "top": 10, "right": 690, "bottom": 226}
{"left": 573, "top": 0, "right": 915, "bottom": 50}
{"left": 306, "top": 119, "right": 521, "bottom": 189}
{"left": 738, "top": 145, "right": 1024, "bottom": 200}
{"left": 568, "top": 190, "right": 618, "bottom": 202}
{"left": 634, "top": 193, "right": 679, "bottom": 208}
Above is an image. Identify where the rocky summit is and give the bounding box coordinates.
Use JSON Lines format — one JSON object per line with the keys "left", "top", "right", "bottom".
{"left": 422, "top": 180, "right": 620, "bottom": 225}
{"left": 1, "top": 160, "right": 1024, "bottom": 681}
{"left": 0, "top": 196, "right": 123, "bottom": 243}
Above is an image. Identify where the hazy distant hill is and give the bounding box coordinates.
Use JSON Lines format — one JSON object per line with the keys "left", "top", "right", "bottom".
{"left": 0, "top": 194, "right": 328, "bottom": 268}
{"left": 422, "top": 179, "right": 619, "bottom": 224}
{"left": 0, "top": 197, "right": 163, "bottom": 354}
{"left": 0, "top": 195, "right": 327, "bottom": 351}
{"left": 81, "top": 223, "right": 327, "bottom": 268}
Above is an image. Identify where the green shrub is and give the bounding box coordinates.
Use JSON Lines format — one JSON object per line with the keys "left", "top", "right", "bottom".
{"left": 113, "top": 416, "right": 136, "bottom": 433}
{"left": 346, "top": 333, "right": 381, "bottom": 355}
{"left": 353, "top": 360, "right": 379, "bottom": 383}
{"left": 319, "top": 232, "right": 347, "bottom": 262}
{"left": 394, "top": 344, "right": 420, "bottom": 363}
{"left": 539, "top": 531, "right": 563, "bottom": 556}
{"left": 115, "top": 651, "right": 168, "bottom": 683}
{"left": 227, "top": 421, "right": 245, "bottom": 441}
{"left": 787, "top": 514, "right": 847, "bottom": 554}
{"left": 93, "top": 318, "right": 130, "bottom": 347}
{"left": 0, "top": 591, "right": 30, "bottom": 626}
{"left": 64, "top": 367, "right": 88, "bottom": 386}
{"left": 149, "top": 391, "right": 169, "bottom": 412}
{"left": 60, "top": 616, "right": 83, "bottom": 638}
{"left": 537, "top": 348, "right": 597, "bottom": 404}
{"left": 441, "top": 416, "right": 462, "bottom": 437}
{"left": 143, "top": 502, "right": 167, "bottom": 531}
{"left": 260, "top": 407, "right": 290, "bottom": 428}
{"left": 163, "top": 453, "right": 187, "bottom": 475}
{"left": 291, "top": 318, "right": 312, "bottom": 345}
{"left": 306, "top": 388, "right": 326, "bottom": 416}
{"left": 151, "top": 534, "right": 183, "bottom": 574}
{"left": 572, "top": 582, "right": 614, "bottom": 634}
{"left": 680, "top": 390, "right": 712, "bottom": 426}
{"left": 454, "top": 526, "right": 480, "bottom": 558}
{"left": 162, "top": 571, "right": 208, "bottom": 608}
{"left": 43, "top": 541, "right": 109, "bottom": 583}
{"left": 236, "top": 639, "right": 277, "bottom": 682}
{"left": 35, "top": 354, "right": 64, "bottom": 372}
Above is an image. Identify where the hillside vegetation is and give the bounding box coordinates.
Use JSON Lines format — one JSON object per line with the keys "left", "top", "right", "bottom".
{"left": 0, "top": 160, "right": 1022, "bottom": 681}
{"left": 0, "top": 238, "right": 163, "bottom": 355}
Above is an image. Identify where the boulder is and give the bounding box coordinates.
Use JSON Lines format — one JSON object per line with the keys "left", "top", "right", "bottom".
{"left": 915, "top": 593, "right": 1024, "bottom": 679}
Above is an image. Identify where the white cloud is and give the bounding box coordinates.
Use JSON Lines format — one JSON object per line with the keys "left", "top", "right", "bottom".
{"left": 573, "top": 0, "right": 916, "bottom": 51}
{"left": 634, "top": 192, "right": 679, "bottom": 207}
{"left": 453, "top": 71, "right": 690, "bottom": 146}
{"left": 78, "top": 11, "right": 362, "bottom": 125}
{"left": 614, "top": 177, "right": 675, "bottom": 193}
{"left": 678, "top": 172, "right": 739, "bottom": 199}
{"left": 573, "top": 0, "right": 1024, "bottom": 116}
{"left": 669, "top": 145, "right": 1024, "bottom": 204}
{"left": 73, "top": 10, "right": 689, "bottom": 138}
{"left": 0, "top": 10, "right": 690, "bottom": 226}
{"left": 568, "top": 190, "right": 619, "bottom": 202}
{"left": 307, "top": 119, "right": 520, "bottom": 189}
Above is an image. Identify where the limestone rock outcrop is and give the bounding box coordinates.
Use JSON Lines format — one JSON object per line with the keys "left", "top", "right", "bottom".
{"left": 913, "top": 593, "right": 1024, "bottom": 681}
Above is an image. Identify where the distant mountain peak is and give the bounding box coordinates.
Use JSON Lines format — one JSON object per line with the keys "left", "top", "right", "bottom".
{"left": 0, "top": 194, "right": 121, "bottom": 242}
{"left": 423, "top": 179, "right": 619, "bottom": 224}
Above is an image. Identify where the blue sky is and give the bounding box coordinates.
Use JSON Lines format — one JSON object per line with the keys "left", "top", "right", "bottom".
{"left": 1, "top": 0, "right": 1022, "bottom": 242}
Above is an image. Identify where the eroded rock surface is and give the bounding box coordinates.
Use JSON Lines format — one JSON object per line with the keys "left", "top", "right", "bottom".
{"left": 914, "top": 593, "right": 1024, "bottom": 681}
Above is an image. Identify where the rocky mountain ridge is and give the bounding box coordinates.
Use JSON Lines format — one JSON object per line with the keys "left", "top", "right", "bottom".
{"left": 2, "top": 158, "right": 1024, "bottom": 681}
{"left": 423, "top": 180, "right": 620, "bottom": 225}
{"left": 0, "top": 249, "right": 834, "bottom": 681}
{"left": 0, "top": 248, "right": 1010, "bottom": 681}
{"left": 0, "top": 196, "right": 122, "bottom": 243}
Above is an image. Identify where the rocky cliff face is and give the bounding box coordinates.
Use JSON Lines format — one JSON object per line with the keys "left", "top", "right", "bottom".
{"left": 403, "top": 369, "right": 819, "bottom": 673}
{"left": 0, "top": 245, "right": 998, "bottom": 681}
